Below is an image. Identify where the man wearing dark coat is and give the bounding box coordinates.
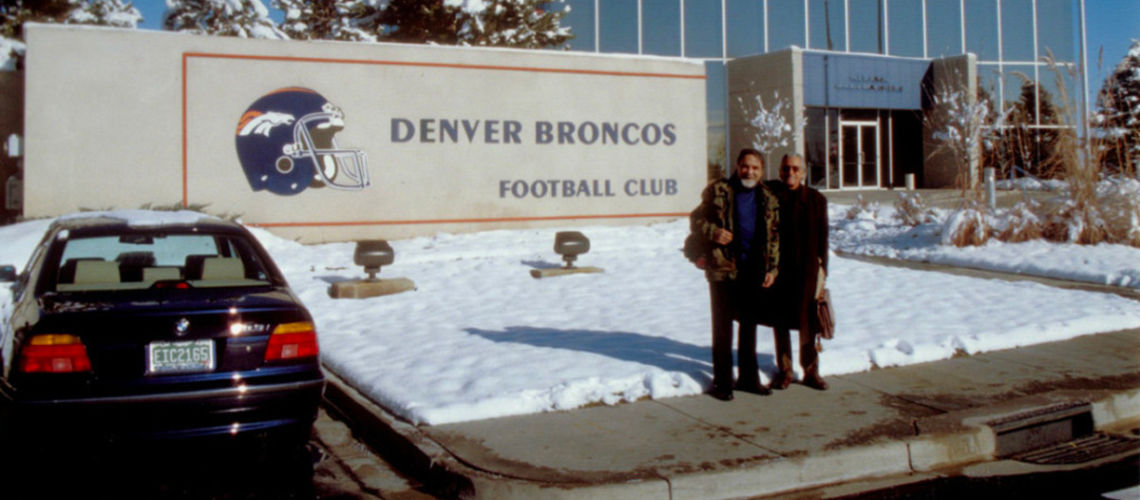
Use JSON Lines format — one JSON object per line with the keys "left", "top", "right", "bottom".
{"left": 765, "top": 153, "right": 830, "bottom": 391}
{"left": 690, "top": 148, "right": 780, "bottom": 401}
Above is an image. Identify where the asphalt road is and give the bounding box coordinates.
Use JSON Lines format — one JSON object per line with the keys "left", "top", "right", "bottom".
{"left": 1, "top": 407, "right": 431, "bottom": 500}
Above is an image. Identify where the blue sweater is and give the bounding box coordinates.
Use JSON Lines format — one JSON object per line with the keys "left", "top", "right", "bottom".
{"left": 735, "top": 187, "right": 757, "bottom": 264}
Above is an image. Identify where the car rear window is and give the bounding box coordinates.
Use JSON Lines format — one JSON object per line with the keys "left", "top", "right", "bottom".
{"left": 53, "top": 232, "right": 274, "bottom": 291}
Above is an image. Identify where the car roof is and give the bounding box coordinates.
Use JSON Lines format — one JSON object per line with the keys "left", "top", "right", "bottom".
{"left": 49, "top": 210, "right": 245, "bottom": 235}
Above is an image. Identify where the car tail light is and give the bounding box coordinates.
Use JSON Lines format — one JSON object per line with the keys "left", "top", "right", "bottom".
{"left": 18, "top": 334, "right": 93, "bottom": 373}
{"left": 264, "top": 322, "right": 319, "bottom": 361}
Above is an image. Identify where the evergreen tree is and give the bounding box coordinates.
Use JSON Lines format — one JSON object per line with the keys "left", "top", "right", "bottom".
{"left": 2, "top": 0, "right": 139, "bottom": 38}
{"left": 376, "top": 0, "right": 461, "bottom": 44}
{"left": 274, "top": 0, "right": 381, "bottom": 41}
{"left": 1094, "top": 39, "right": 1140, "bottom": 175}
{"left": 376, "top": 0, "right": 571, "bottom": 48}
{"left": 164, "top": 0, "right": 286, "bottom": 39}
{"left": 67, "top": 0, "right": 142, "bottom": 28}
{"left": 460, "top": 0, "right": 572, "bottom": 49}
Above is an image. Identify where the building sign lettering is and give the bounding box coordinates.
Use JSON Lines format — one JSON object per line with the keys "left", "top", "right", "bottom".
{"left": 499, "top": 178, "right": 679, "bottom": 199}
{"left": 834, "top": 75, "right": 903, "bottom": 93}
{"left": 391, "top": 118, "right": 677, "bottom": 146}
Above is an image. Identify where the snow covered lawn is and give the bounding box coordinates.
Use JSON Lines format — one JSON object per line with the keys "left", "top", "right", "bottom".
{"left": 2, "top": 201, "right": 1139, "bottom": 425}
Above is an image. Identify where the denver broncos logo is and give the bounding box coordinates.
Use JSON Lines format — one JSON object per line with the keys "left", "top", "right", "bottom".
{"left": 236, "top": 111, "right": 295, "bottom": 137}
{"left": 234, "top": 88, "right": 370, "bottom": 195}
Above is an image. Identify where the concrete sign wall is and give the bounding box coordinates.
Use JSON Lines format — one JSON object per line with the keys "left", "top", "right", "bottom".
{"left": 23, "top": 25, "right": 706, "bottom": 242}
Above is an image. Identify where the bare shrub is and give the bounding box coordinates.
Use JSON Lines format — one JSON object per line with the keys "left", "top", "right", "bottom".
{"left": 845, "top": 194, "right": 879, "bottom": 220}
{"left": 941, "top": 201, "right": 991, "bottom": 247}
{"left": 1039, "top": 53, "right": 1108, "bottom": 245}
{"left": 893, "top": 193, "right": 938, "bottom": 226}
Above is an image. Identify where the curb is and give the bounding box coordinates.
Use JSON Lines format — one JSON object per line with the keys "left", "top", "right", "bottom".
{"left": 322, "top": 370, "right": 1140, "bottom": 499}
{"left": 322, "top": 370, "right": 478, "bottom": 499}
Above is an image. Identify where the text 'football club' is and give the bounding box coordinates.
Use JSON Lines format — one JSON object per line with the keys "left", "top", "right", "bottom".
{"left": 499, "top": 179, "right": 679, "bottom": 199}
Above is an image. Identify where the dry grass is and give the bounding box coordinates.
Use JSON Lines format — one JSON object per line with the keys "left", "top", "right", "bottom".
{"left": 942, "top": 52, "right": 1139, "bottom": 248}
{"left": 893, "top": 192, "right": 937, "bottom": 226}
{"left": 844, "top": 194, "right": 879, "bottom": 220}
{"left": 941, "top": 201, "right": 991, "bottom": 247}
{"left": 994, "top": 199, "right": 1044, "bottom": 242}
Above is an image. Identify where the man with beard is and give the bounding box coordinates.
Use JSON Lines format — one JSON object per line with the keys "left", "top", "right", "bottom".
{"left": 765, "top": 153, "right": 829, "bottom": 391}
{"left": 690, "top": 149, "right": 780, "bottom": 401}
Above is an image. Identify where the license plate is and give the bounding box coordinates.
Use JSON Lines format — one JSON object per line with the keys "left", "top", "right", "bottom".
{"left": 146, "top": 339, "right": 215, "bottom": 374}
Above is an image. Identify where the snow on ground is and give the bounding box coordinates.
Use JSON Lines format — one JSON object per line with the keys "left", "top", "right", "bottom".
{"left": 831, "top": 199, "right": 1140, "bottom": 289}
{"left": 1, "top": 202, "right": 1139, "bottom": 426}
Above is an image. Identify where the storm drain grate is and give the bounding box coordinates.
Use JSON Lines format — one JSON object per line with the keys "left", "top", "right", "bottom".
{"left": 1011, "top": 433, "right": 1140, "bottom": 465}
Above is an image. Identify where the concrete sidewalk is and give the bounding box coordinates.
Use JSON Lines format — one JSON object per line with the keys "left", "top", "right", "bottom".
{"left": 324, "top": 328, "right": 1140, "bottom": 499}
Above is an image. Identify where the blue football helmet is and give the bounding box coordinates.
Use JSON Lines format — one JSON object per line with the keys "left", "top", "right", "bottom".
{"left": 235, "top": 88, "right": 369, "bottom": 195}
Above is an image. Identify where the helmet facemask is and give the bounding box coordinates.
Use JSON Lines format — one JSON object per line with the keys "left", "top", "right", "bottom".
{"left": 291, "top": 109, "right": 370, "bottom": 191}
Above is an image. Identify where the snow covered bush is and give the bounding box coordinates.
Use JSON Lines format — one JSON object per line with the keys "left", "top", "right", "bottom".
{"left": 893, "top": 193, "right": 937, "bottom": 226}
{"left": 1093, "top": 176, "right": 1140, "bottom": 247}
{"left": 993, "top": 200, "right": 1043, "bottom": 243}
{"left": 941, "top": 201, "right": 991, "bottom": 247}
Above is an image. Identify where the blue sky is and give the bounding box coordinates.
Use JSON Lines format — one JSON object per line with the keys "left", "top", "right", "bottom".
{"left": 131, "top": 0, "right": 1137, "bottom": 100}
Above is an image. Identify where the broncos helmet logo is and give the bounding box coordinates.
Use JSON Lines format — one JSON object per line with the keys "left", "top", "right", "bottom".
{"left": 234, "top": 88, "right": 369, "bottom": 196}
{"left": 237, "top": 111, "right": 295, "bottom": 138}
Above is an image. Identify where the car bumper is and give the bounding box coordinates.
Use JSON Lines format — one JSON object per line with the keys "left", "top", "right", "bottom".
{"left": 4, "top": 377, "right": 325, "bottom": 443}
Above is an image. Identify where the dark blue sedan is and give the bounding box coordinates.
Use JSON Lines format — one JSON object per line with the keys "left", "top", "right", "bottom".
{"left": 0, "top": 211, "right": 324, "bottom": 446}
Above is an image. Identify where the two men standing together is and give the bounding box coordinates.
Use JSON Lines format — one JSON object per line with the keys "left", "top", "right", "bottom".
{"left": 690, "top": 149, "right": 829, "bottom": 401}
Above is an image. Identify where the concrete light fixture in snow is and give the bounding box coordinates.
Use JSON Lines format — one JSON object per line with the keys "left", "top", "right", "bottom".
{"left": 329, "top": 240, "right": 416, "bottom": 298}
{"left": 531, "top": 231, "right": 604, "bottom": 279}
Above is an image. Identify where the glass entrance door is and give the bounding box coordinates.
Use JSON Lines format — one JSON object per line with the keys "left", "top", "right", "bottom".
{"left": 839, "top": 121, "right": 880, "bottom": 189}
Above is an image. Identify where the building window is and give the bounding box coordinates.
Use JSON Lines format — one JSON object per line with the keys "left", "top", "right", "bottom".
{"left": 1001, "top": 0, "right": 1035, "bottom": 62}
{"left": 1036, "top": 0, "right": 1076, "bottom": 62}
{"left": 887, "top": 0, "right": 924, "bottom": 57}
{"left": 805, "top": 108, "right": 828, "bottom": 187}
{"left": 562, "top": 0, "right": 596, "bottom": 51}
{"left": 977, "top": 63, "right": 1002, "bottom": 107}
{"left": 643, "top": 1, "right": 682, "bottom": 56}
{"left": 685, "top": 0, "right": 724, "bottom": 58}
{"left": 599, "top": 0, "right": 638, "bottom": 54}
{"left": 925, "top": 0, "right": 962, "bottom": 57}
{"left": 809, "top": 0, "right": 846, "bottom": 51}
{"left": 726, "top": 0, "right": 766, "bottom": 56}
{"left": 964, "top": 0, "right": 999, "bottom": 61}
{"left": 706, "top": 61, "right": 727, "bottom": 177}
{"left": 769, "top": 0, "right": 807, "bottom": 51}
{"left": 849, "top": 0, "right": 883, "bottom": 54}
{"left": 1003, "top": 64, "right": 1038, "bottom": 115}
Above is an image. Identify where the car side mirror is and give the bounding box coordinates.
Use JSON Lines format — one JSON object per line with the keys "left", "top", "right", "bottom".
{"left": 0, "top": 264, "right": 16, "bottom": 282}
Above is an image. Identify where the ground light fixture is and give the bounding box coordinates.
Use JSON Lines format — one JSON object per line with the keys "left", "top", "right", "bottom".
{"left": 530, "top": 231, "right": 604, "bottom": 279}
{"left": 328, "top": 240, "right": 416, "bottom": 298}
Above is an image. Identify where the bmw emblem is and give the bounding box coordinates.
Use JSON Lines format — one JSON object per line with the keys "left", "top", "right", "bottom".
{"left": 175, "top": 318, "right": 191, "bottom": 337}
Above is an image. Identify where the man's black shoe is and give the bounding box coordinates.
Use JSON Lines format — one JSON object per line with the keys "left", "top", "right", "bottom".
{"left": 735, "top": 380, "right": 771, "bottom": 395}
{"left": 709, "top": 386, "right": 734, "bottom": 401}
